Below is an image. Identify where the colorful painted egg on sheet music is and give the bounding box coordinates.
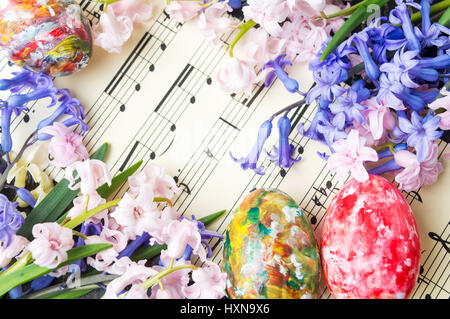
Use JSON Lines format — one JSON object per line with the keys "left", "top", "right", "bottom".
{"left": 321, "top": 175, "right": 421, "bottom": 299}
{"left": 222, "top": 188, "right": 320, "bottom": 299}
{"left": 0, "top": 0, "right": 93, "bottom": 77}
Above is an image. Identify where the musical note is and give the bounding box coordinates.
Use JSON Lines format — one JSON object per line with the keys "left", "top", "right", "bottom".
{"left": 428, "top": 231, "right": 450, "bottom": 254}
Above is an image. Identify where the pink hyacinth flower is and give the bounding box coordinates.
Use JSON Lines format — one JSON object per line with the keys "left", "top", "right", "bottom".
{"left": 110, "top": 186, "right": 160, "bottom": 240}
{"left": 149, "top": 250, "right": 191, "bottom": 299}
{"left": 243, "top": 0, "right": 289, "bottom": 36}
{"left": 287, "top": 0, "right": 326, "bottom": 14}
{"left": 144, "top": 206, "right": 180, "bottom": 244}
{"left": 128, "top": 164, "right": 180, "bottom": 200}
{"left": 216, "top": 57, "right": 259, "bottom": 96}
{"left": 162, "top": 218, "right": 206, "bottom": 261}
{"left": 103, "top": 262, "right": 156, "bottom": 299}
{"left": 198, "top": 2, "right": 233, "bottom": 46}
{"left": 182, "top": 260, "right": 227, "bottom": 299}
{"left": 429, "top": 88, "right": 450, "bottom": 130}
{"left": 65, "top": 160, "right": 112, "bottom": 196}
{"left": 94, "top": 5, "right": 133, "bottom": 54}
{"left": 362, "top": 97, "right": 396, "bottom": 140}
{"left": 86, "top": 226, "right": 129, "bottom": 272}
{"left": 0, "top": 235, "right": 29, "bottom": 268}
{"left": 394, "top": 142, "right": 443, "bottom": 192}
{"left": 239, "top": 28, "right": 286, "bottom": 64}
{"left": 166, "top": 1, "right": 203, "bottom": 23}
{"left": 28, "top": 223, "right": 74, "bottom": 269}
{"left": 110, "top": 0, "right": 153, "bottom": 23}
{"left": 282, "top": 17, "right": 328, "bottom": 64}
{"left": 287, "top": 0, "right": 325, "bottom": 17}
{"left": 39, "top": 123, "right": 88, "bottom": 168}
{"left": 67, "top": 193, "right": 108, "bottom": 226}
{"left": 327, "top": 129, "right": 379, "bottom": 183}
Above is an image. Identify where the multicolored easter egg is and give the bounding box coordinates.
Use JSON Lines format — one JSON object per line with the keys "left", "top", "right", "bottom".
{"left": 321, "top": 175, "right": 421, "bottom": 299}
{"left": 0, "top": 0, "right": 93, "bottom": 76}
{"left": 222, "top": 188, "right": 320, "bottom": 299}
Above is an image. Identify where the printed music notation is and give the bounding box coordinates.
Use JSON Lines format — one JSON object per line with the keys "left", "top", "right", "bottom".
{"left": 1, "top": 1, "right": 448, "bottom": 299}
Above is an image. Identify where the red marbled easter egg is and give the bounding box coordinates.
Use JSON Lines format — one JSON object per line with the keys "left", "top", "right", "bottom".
{"left": 321, "top": 175, "right": 421, "bottom": 299}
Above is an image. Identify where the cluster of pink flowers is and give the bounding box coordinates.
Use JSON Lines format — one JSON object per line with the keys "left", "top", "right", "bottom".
{"left": 166, "top": 0, "right": 346, "bottom": 95}
{"left": 1, "top": 122, "right": 227, "bottom": 299}
{"left": 94, "top": 0, "right": 154, "bottom": 53}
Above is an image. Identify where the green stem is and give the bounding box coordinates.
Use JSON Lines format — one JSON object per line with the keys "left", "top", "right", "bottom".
{"left": 153, "top": 197, "right": 173, "bottom": 207}
{"left": 375, "top": 141, "right": 397, "bottom": 154}
{"left": 141, "top": 264, "right": 196, "bottom": 290}
{"left": 64, "top": 199, "right": 120, "bottom": 230}
{"left": 316, "top": 0, "right": 367, "bottom": 20}
{"left": 410, "top": 0, "right": 450, "bottom": 24}
{"left": 227, "top": 19, "right": 257, "bottom": 57}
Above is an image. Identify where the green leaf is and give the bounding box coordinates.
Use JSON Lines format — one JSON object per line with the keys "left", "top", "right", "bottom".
{"left": 131, "top": 244, "right": 167, "bottom": 262}
{"left": 48, "top": 288, "right": 96, "bottom": 299}
{"left": 320, "top": 0, "right": 390, "bottom": 62}
{"left": 97, "top": 160, "right": 143, "bottom": 199}
{"left": 17, "top": 143, "right": 110, "bottom": 240}
{"left": 130, "top": 209, "right": 226, "bottom": 262}
{"left": 198, "top": 209, "right": 226, "bottom": 226}
{"left": 24, "top": 273, "right": 118, "bottom": 299}
{"left": 0, "top": 243, "right": 112, "bottom": 297}
{"left": 91, "top": 142, "right": 109, "bottom": 162}
{"left": 438, "top": 6, "right": 450, "bottom": 27}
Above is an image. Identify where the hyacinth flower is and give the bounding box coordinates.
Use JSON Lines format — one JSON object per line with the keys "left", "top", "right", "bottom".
{"left": 0, "top": 69, "right": 49, "bottom": 92}
{"left": 417, "top": 54, "right": 450, "bottom": 70}
{"left": 72, "top": 222, "right": 103, "bottom": 273}
{"left": 389, "top": 0, "right": 422, "bottom": 52}
{"left": 16, "top": 188, "right": 37, "bottom": 208}
{"left": 377, "top": 73, "right": 406, "bottom": 109}
{"left": 368, "top": 143, "right": 408, "bottom": 175}
{"left": 316, "top": 115, "right": 348, "bottom": 150}
{"left": 394, "top": 111, "right": 443, "bottom": 162}
{"left": 329, "top": 80, "right": 370, "bottom": 126}
{"left": 0, "top": 100, "right": 28, "bottom": 153}
{"left": 414, "top": 0, "right": 450, "bottom": 49}
{"left": 117, "top": 232, "right": 151, "bottom": 259}
{"left": 298, "top": 110, "right": 332, "bottom": 143}
{"left": 6, "top": 84, "right": 58, "bottom": 109}
{"left": 262, "top": 54, "right": 302, "bottom": 94}
{"left": 0, "top": 194, "right": 24, "bottom": 248}
{"left": 309, "top": 38, "right": 355, "bottom": 72}
{"left": 366, "top": 18, "right": 407, "bottom": 64}
{"left": 36, "top": 89, "right": 87, "bottom": 140}
{"left": 229, "top": 120, "right": 272, "bottom": 175}
{"left": 190, "top": 215, "right": 223, "bottom": 259}
{"left": 306, "top": 66, "right": 347, "bottom": 104}
{"left": 226, "top": 0, "right": 242, "bottom": 9}
{"left": 266, "top": 115, "right": 301, "bottom": 169}
{"left": 346, "top": 31, "right": 380, "bottom": 81}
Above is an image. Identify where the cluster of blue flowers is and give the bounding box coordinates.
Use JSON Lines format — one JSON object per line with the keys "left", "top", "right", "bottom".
{"left": 0, "top": 69, "right": 87, "bottom": 234}
{"left": 0, "top": 69, "right": 88, "bottom": 298}
{"left": 231, "top": 0, "right": 449, "bottom": 176}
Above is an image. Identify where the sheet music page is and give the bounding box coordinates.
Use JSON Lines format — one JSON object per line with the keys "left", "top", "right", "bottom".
{"left": 4, "top": 0, "right": 449, "bottom": 299}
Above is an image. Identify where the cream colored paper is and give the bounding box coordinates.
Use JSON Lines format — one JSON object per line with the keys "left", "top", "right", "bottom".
{"left": 4, "top": 0, "right": 449, "bottom": 299}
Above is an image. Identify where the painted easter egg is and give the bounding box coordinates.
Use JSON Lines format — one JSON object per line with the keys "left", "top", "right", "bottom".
{"left": 321, "top": 175, "right": 421, "bottom": 299}
{"left": 0, "top": 0, "right": 93, "bottom": 77}
{"left": 222, "top": 188, "right": 320, "bottom": 299}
